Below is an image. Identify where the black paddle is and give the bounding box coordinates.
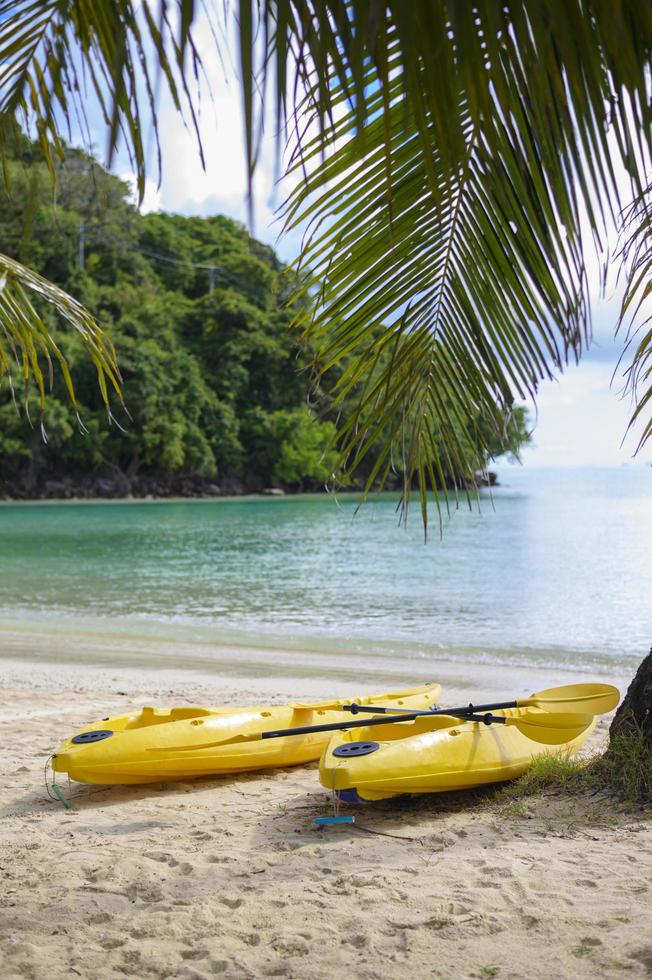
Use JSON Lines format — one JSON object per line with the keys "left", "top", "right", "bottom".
{"left": 148, "top": 685, "right": 616, "bottom": 753}
{"left": 151, "top": 708, "right": 595, "bottom": 750}
{"left": 341, "top": 682, "right": 620, "bottom": 719}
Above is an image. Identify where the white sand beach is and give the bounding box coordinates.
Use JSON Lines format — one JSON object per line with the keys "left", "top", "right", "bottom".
{"left": 1, "top": 654, "right": 650, "bottom": 980}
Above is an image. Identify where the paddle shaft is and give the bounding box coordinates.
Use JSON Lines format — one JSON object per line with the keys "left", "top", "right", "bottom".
{"left": 257, "top": 710, "right": 504, "bottom": 741}
{"left": 344, "top": 701, "right": 517, "bottom": 717}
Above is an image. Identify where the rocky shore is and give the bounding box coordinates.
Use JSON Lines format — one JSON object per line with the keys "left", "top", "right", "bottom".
{"left": 0, "top": 469, "right": 288, "bottom": 501}
{"left": 0, "top": 468, "right": 498, "bottom": 501}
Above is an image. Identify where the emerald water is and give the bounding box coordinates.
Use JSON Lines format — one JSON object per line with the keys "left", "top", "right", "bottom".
{"left": 0, "top": 466, "right": 649, "bottom": 677}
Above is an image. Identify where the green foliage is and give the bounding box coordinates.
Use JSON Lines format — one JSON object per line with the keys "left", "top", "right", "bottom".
{"left": 497, "top": 738, "right": 652, "bottom": 805}
{"left": 271, "top": 408, "right": 337, "bottom": 487}
{"left": 0, "top": 141, "right": 528, "bottom": 494}
{"left": 498, "top": 753, "right": 594, "bottom": 797}
{"left": 0, "top": 143, "right": 319, "bottom": 490}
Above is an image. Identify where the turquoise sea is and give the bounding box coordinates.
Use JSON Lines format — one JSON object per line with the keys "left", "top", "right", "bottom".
{"left": 0, "top": 466, "right": 649, "bottom": 680}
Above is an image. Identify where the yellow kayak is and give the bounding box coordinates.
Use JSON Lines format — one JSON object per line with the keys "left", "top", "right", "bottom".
{"left": 319, "top": 706, "right": 596, "bottom": 802}
{"left": 52, "top": 683, "right": 441, "bottom": 785}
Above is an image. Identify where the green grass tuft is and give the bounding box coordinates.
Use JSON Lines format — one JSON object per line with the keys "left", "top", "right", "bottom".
{"left": 571, "top": 946, "right": 592, "bottom": 958}
{"left": 498, "top": 752, "right": 593, "bottom": 799}
{"left": 498, "top": 731, "right": 651, "bottom": 805}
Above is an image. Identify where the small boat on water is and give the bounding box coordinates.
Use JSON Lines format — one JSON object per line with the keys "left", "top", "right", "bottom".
{"left": 51, "top": 683, "right": 441, "bottom": 785}
{"left": 320, "top": 706, "right": 597, "bottom": 802}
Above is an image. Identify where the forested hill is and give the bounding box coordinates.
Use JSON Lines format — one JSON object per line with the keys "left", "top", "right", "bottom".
{"left": 0, "top": 140, "right": 527, "bottom": 499}
{"left": 0, "top": 141, "right": 340, "bottom": 498}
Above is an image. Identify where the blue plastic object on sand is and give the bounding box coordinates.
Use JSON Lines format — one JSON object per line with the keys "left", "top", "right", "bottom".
{"left": 313, "top": 815, "right": 355, "bottom": 826}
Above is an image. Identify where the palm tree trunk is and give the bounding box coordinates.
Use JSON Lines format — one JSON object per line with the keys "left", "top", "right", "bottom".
{"left": 609, "top": 648, "right": 652, "bottom": 741}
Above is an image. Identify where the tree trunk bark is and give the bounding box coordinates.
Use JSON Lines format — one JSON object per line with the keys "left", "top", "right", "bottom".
{"left": 609, "top": 647, "right": 652, "bottom": 741}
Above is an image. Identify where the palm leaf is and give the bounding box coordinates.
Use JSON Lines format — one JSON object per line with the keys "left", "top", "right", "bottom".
{"left": 0, "top": 0, "right": 202, "bottom": 415}
{"left": 0, "top": 252, "right": 122, "bottom": 420}
{"left": 268, "top": 2, "right": 652, "bottom": 510}
{"left": 279, "top": 64, "right": 574, "bottom": 514}
{"left": 0, "top": 0, "right": 205, "bottom": 203}
{"left": 617, "top": 192, "right": 652, "bottom": 450}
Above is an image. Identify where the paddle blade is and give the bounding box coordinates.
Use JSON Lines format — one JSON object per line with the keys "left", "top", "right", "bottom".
{"left": 508, "top": 712, "right": 595, "bottom": 745}
{"left": 521, "top": 684, "right": 620, "bottom": 716}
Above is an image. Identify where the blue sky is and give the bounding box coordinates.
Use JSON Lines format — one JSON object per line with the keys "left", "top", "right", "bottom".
{"left": 103, "top": 19, "right": 650, "bottom": 469}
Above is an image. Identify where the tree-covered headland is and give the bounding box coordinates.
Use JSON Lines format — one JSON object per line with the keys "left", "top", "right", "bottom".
{"left": 0, "top": 140, "right": 527, "bottom": 498}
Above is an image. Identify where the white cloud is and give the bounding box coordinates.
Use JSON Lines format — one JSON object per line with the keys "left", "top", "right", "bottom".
{"left": 119, "top": 172, "right": 162, "bottom": 214}
{"left": 499, "top": 358, "right": 650, "bottom": 469}
{"left": 136, "top": 11, "right": 300, "bottom": 260}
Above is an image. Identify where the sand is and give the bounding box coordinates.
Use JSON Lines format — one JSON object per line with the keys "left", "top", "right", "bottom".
{"left": 1, "top": 656, "right": 650, "bottom": 980}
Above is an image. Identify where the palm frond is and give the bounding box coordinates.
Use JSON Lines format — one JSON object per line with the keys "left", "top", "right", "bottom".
{"left": 0, "top": 0, "right": 199, "bottom": 416}
{"left": 0, "top": 252, "right": 122, "bottom": 421}
{"left": 283, "top": 74, "right": 589, "bottom": 521}
{"left": 244, "top": 2, "right": 652, "bottom": 211}
{"left": 617, "top": 193, "right": 652, "bottom": 450}
{"left": 267, "top": 1, "right": 652, "bottom": 507}
{"left": 0, "top": 0, "right": 205, "bottom": 202}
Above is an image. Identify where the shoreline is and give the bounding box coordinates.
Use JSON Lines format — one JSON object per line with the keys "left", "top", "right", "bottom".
{"left": 0, "top": 623, "right": 634, "bottom": 705}
{"left": 0, "top": 651, "right": 631, "bottom": 706}
{"left": 0, "top": 463, "right": 647, "bottom": 506}
{"left": 0, "top": 491, "right": 331, "bottom": 506}
{"left": 0, "top": 487, "right": 488, "bottom": 509}
{"left": 0, "top": 603, "right": 641, "bottom": 680}
{"left": 0, "top": 473, "right": 499, "bottom": 505}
